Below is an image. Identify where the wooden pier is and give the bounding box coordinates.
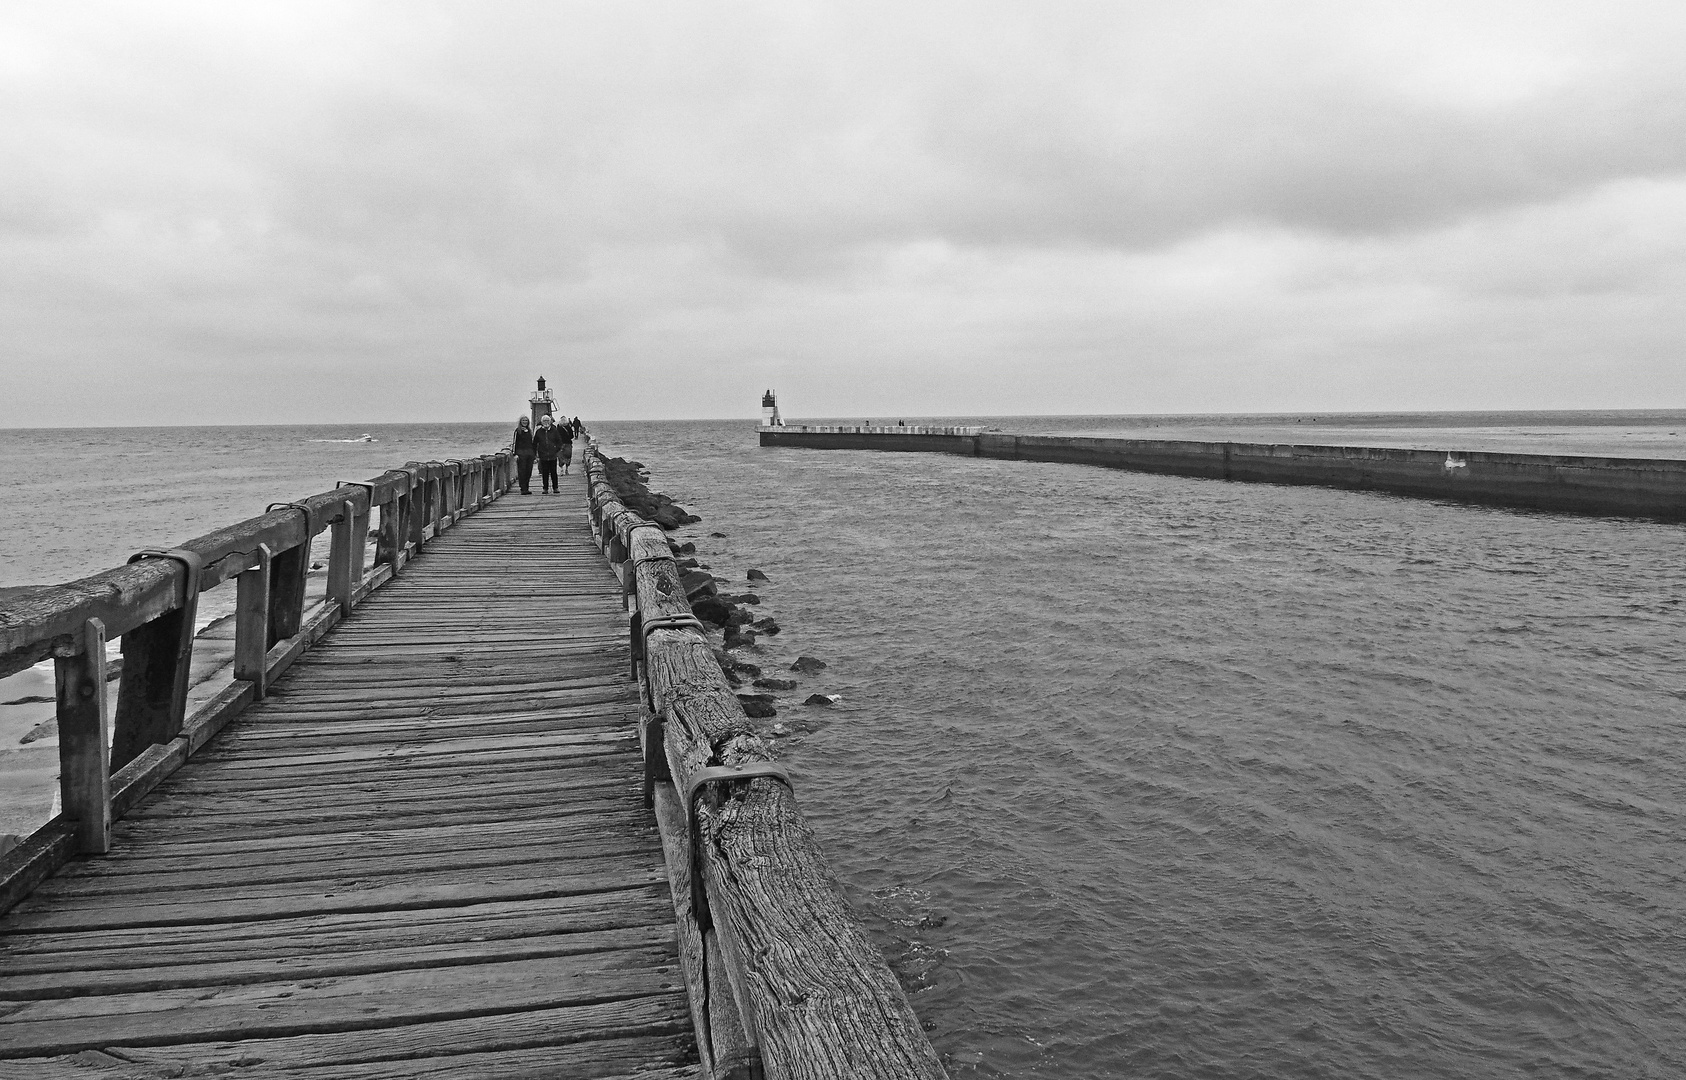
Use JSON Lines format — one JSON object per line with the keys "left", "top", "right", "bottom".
{"left": 0, "top": 448, "right": 946, "bottom": 1078}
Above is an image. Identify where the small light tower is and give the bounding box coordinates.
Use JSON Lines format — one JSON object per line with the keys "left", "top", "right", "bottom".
{"left": 530, "top": 376, "right": 556, "bottom": 428}
{"left": 761, "top": 389, "right": 783, "bottom": 427}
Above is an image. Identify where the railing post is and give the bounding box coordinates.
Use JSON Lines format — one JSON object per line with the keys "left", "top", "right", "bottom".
{"left": 267, "top": 539, "right": 309, "bottom": 648}
{"left": 55, "top": 618, "right": 110, "bottom": 853}
{"left": 327, "top": 499, "right": 356, "bottom": 615}
{"left": 398, "top": 473, "right": 415, "bottom": 565}
{"left": 349, "top": 495, "right": 369, "bottom": 585}
{"left": 234, "top": 544, "right": 272, "bottom": 699}
{"left": 376, "top": 492, "right": 399, "bottom": 570}
{"left": 407, "top": 464, "right": 427, "bottom": 553}
{"left": 112, "top": 551, "right": 202, "bottom": 772}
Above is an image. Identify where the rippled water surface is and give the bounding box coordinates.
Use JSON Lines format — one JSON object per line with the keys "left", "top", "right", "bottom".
{"left": 591, "top": 418, "right": 1686, "bottom": 1080}
{"left": 4, "top": 415, "right": 1684, "bottom": 1078}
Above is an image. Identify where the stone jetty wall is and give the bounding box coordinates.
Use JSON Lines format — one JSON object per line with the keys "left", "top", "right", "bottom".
{"left": 759, "top": 427, "right": 1686, "bottom": 520}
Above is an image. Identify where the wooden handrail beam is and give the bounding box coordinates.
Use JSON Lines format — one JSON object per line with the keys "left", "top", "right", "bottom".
{"left": 582, "top": 445, "right": 948, "bottom": 1080}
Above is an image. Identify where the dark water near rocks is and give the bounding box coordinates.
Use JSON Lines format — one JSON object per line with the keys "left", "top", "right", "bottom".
{"left": 4, "top": 415, "right": 1685, "bottom": 1077}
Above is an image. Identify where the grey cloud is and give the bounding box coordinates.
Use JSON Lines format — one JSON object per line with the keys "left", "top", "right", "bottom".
{"left": 2, "top": 1, "right": 1684, "bottom": 424}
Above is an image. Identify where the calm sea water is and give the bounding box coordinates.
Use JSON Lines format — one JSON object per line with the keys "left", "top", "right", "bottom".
{"left": 0, "top": 423, "right": 511, "bottom": 587}
{"left": 4, "top": 414, "right": 1685, "bottom": 1078}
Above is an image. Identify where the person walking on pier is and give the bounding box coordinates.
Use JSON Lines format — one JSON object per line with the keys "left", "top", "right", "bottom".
{"left": 534, "top": 413, "right": 566, "bottom": 493}
{"left": 512, "top": 416, "right": 536, "bottom": 494}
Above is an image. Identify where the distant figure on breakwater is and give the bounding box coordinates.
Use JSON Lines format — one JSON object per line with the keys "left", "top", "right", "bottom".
{"left": 513, "top": 415, "right": 535, "bottom": 495}
{"left": 534, "top": 414, "right": 566, "bottom": 492}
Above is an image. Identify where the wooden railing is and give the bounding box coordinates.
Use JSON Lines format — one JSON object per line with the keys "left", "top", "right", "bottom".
{"left": 0, "top": 452, "right": 515, "bottom": 912}
{"left": 583, "top": 442, "right": 948, "bottom": 1080}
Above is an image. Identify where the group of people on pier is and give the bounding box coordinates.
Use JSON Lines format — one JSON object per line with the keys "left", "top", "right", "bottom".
{"left": 512, "top": 413, "right": 584, "bottom": 494}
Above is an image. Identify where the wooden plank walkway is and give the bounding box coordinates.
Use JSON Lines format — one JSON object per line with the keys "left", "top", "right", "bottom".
{"left": 0, "top": 471, "right": 698, "bottom": 1078}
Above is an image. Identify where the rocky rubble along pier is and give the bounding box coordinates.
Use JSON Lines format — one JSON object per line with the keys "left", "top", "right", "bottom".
{"left": 600, "top": 454, "right": 835, "bottom": 722}
{"left": 596, "top": 455, "right": 701, "bottom": 530}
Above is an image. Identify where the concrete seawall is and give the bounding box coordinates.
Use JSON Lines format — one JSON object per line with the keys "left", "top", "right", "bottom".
{"left": 758, "top": 427, "right": 1686, "bottom": 520}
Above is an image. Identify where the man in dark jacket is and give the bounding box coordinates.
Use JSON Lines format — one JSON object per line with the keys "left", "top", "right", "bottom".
{"left": 533, "top": 414, "right": 567, "bottom": 494}
{"left": 512, "top": 416, "right": 535, "bottom": 494}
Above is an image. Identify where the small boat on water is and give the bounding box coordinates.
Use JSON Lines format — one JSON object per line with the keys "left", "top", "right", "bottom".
{"left": 357, "top": 433, "right": 375, "bottom": 443}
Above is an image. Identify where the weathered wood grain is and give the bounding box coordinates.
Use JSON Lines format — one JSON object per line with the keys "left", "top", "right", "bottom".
{"left": 1, "top": 888, "right": 673, "bottom": 969}
{"left": 0, "top": 922, "right": 675, "bottom": 999}
{"left": 55, "top": 619, "right": 111, "bottom": 853}
{"left": 0, "top": 1001, "right": 693, "bottom": 1076}
{"left": 0, "top": 953, "right": 678, "bottom": 1057}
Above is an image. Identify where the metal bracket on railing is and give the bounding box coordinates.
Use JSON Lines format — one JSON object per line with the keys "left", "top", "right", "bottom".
{"left": 641, "top": 614, "right": 705, "bottom": 639}
{"left": 127, "top": 547, "right": 206, "bottom": 605}
{"left": 632, "top": 613, "right": 706, "bottom": 692}
{"left": 687, "top": 763, "right": 795, "bottom": 933}
{"left": 266, "top": 501, "right": 316, "bottom": 534}
{"left": 626, "top": 523, "right": 671, "bottom": 566}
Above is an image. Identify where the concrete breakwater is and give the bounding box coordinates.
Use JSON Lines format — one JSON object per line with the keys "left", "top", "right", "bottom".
{"left": 759, "top": 427, "right": 1686, "bottom": 520}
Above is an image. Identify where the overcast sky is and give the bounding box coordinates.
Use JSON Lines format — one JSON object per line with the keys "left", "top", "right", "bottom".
{"left": 2, "top": 1, "right": 1683, "bottom": 426}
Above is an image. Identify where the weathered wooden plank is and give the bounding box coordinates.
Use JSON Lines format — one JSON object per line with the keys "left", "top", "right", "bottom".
{"left": 0, "top": 953, "right": 679, "bottom": 1058}
{"left": 47, "top": 815, "right": 644, "bottom": 880}
{"left": 33, "top": 833, "right": 661, "bottom": 900}
{"left": 122, "top": 757, "right": 636, "bottom": 799}
{"left": 265, "top": 1043, "right": 698, "bottom": 1080}
{"left": 3, "top": 860, "right": 669, "bottom": 934}
{"left": 105, "top": 758, "right": 633, "bottom": 808}
{"left": 0, "top": 888, "right": 674, "bottom": 968}
{"left": 182, "top": 728, "right": 633, "bottom": 769}
{"left": 244, "top": 684, "right": 635, "bottom": 714}
{"left": 8, "top": 1001, "right": 693, "bottom": 1076}
{"left": 108, "top": 794, "right": 645, "bottom": 845}
{"left": 125, "top": 770, "right": 639, "bottom": 814}
{"left": 0, "top": 922, "right": 676, "bottom": 999}
{"left": 264, "top": 669, "right": 624, "bottom": 694}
